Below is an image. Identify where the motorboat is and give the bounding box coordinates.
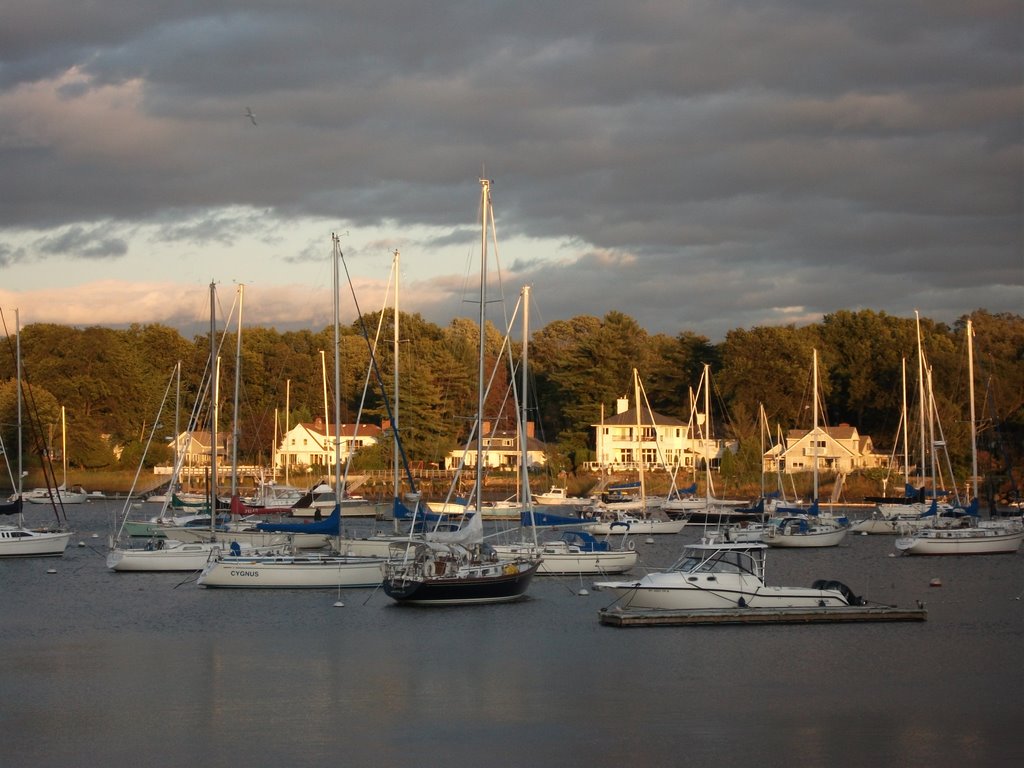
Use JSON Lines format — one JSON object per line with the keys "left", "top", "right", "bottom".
{"left": 595, "top": 539, "right": 862, "bottom": 611}
{"left": 534, "top": 486, "right": 587, "bottom": 506}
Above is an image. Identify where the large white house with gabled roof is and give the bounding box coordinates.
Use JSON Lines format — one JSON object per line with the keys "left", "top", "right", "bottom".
{"left": 275, "top": 416, "right": 382, "bottom": 473}
{"left": 445, "top": 421, "right": 548, "bottom": 470}
{"left": 765, "top": 423, "right": 887, "bottom": 474}
{"left": 590, "top": 397, "right": 733, "bottom": 471}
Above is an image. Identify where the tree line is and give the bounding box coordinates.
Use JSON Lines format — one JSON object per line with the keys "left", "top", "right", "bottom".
{"left": 0, "top": 307, "right": 1021, "bottom": 496}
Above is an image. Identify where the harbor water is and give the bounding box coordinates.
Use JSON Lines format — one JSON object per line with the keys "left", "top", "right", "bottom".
{"left": 3, "top": 500, "right": 1021, "bottom": 767}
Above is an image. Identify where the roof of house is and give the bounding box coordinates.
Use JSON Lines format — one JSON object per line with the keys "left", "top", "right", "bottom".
{"left": 786, "top": 424, "right": 860, "bottom": 441}
{"left": 294, "top": 422, "right": 383, "bottom": 438}
{"left": 454, "top": 429, "right": 548, "bottom": 454}
{"left": 593, "top": 406, "right": 687, "bottom": 428}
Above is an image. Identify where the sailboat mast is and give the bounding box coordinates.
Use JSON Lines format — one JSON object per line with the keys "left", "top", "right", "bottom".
{"left": 901, "top": 357, "right": 909, "bottom": 488}
{"left": 284, "top": 379, "right": 290, "bottom": 485}
{"left": 633, "top": 368, "right": 646, "bottom": 509}
{"left": 208, "top": 281, "right": 218, "bottom": 524}
{"left": 967, "top": 319, "right": 977, "bottom": 502}
{"left": 16, "top": 310, "right": 22, "bottom": 511}
{"left": 174, "top": 361, "right": 180, "bottom": 492}
{"left": 925, "top": 366, "right": 937, "bottom": 500}
{"left": 332, "top": 234, "right": 343, "bottom": 504}
{"left": 915, "top": 310, "right": 927, "bottom": 489}
{"left": 520, "top": 285, "right": 533, "bottom": 525}
{"left": 231, "top": 284, "right": 244, "bottom": 496}
{"left": 392, "top": 249, "right": 401, "bottom": 502}
{"left": 61, "top": 405, "right": 67, "bottom": 489}
{"left": 476, "top": 178, "right": 489, "bottom": 508}
{"left": 812, "top": 348, "right": 819, "bottom": 504}
{"left": 703, "top": 363, "right": 711, "bottom": 502}
{"left": 320, "top": 350, "right": 329, "bottom": 474}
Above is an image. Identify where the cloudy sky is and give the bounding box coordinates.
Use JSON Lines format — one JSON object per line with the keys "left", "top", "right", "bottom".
{"left": 1, "top": 1, "right": 1020, "bottom": 341}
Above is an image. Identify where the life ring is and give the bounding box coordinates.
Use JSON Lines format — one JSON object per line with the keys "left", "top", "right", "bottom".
{"left": 627, "top": 539, "right": 636, "bottom": 551}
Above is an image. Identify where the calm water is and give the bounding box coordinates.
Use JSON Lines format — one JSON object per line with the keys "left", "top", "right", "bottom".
{"left": 3, "top": 500, "right": 1021, "bottom": 767}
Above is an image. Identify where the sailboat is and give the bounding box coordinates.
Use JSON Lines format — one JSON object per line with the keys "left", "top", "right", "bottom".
{"left": 199, "top": 242, "right": 388, "bottom": 588}
{"left": 852, "top": 357, "right": 932, "bottom": 535}
{"left": 712, "top": 403, "right": 779, "bottom": 543}
{"left": 24, "top": 406, "right": 88, "bottom": 505}
{"left": 488, "top": 286, "right": 638, "bottom": 575}
{"left": 0, "top": 308, "right": 72, "bottom": 557}
{"left": 895, "top": 318, "right": 1023, "bottom": 555}
{"left": 583, "top": 369, "right": 687, "bottom": 536}
{"left": 761, "top": 349, "right": 849, "bottom": 548}
{"left": 382, "top": 178, "right": 540, "bottom": 605}
{"left": 108, "top": 297, "right": 261, "bottom": 572}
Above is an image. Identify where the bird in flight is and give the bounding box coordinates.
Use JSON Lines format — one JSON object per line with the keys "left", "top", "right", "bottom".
{"left": 244, "top": 107, "right": 257, "bottom": 126}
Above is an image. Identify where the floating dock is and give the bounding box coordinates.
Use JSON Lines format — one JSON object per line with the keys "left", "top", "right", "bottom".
{"left": 598, "top": 604, "right": 927, "bottom": 627}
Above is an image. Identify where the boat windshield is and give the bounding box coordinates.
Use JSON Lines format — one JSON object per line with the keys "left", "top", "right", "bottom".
{"left": 669, "top": 547, "right": 761, "bottom": 577}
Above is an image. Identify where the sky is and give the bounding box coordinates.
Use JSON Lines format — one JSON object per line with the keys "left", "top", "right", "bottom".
{"left": 1, "top": 1, "right": 1021, "bottom": 342}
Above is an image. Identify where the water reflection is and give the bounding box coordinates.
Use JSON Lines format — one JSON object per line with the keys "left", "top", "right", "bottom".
{"left": 1, "top": 500, "right": 1020, "bottom": 767}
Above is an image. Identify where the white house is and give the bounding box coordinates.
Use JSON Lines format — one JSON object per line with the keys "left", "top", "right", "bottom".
{"left": 275, "top": 416, "right": 383, "bottom": 474}
{"left": 591, "top": 397, "right": 733, "bottom": 471}
{"left": 765, "top": 423, "right": 887, "bottom": 475}
{"left": 171, "top": 430, "right": 227, "bottom": 472}
{"left": 445, "top": 421, "right": 548, "bottom": 470}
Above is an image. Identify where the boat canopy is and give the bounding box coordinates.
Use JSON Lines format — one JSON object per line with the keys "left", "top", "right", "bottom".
{"left": 255, "top": 505, "right": 341, "bottom": 534}
{"left": 607, "top": 481, "right": 641, "bottom": 492}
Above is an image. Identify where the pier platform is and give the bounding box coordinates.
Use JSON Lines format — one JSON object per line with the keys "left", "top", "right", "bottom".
{"left": 598, "top": 604, "right": 927, "bottom": 627}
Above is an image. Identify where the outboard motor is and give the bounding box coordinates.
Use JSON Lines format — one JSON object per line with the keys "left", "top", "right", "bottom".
{"left": 812, "top": 579, "right": 863, "bottom": 606}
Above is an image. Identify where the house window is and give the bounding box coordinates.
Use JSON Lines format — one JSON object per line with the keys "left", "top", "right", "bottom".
{"left": 642, "top": 427, "right": 656, "bottom": 441}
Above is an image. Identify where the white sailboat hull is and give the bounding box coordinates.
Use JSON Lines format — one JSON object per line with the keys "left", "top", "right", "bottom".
{"left": 0, "top": 526, "right": 72, "bottom": 557}
{"left": 895, "top": 523, "right": 1023, "bottom": 555}
{"left": 584, "top": 517, "right": 686, "bottom": 535}
{"left": 850, "top": 516, "right": 929, "bottom": 535}
{"left": 161, "top": 527, "right": 325, "bottom": 549}
{"left": 492, "top": 542, "right": 638, "bottom": 575}
{"left": 762, "top": 526, "right": 849, "bottom": 548}
{"left": 197, "top": 554, "right": 386, "bottom": 588}
{"left": 107, "top": 540, "right": 224, "bottom": 571}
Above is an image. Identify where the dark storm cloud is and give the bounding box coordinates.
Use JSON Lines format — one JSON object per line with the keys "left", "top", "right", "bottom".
{"left": 36, "top": 224, "right": 127, "bottom": 259}
{"left": 1, "top": 0, "right": 1020, "bottom": 338}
